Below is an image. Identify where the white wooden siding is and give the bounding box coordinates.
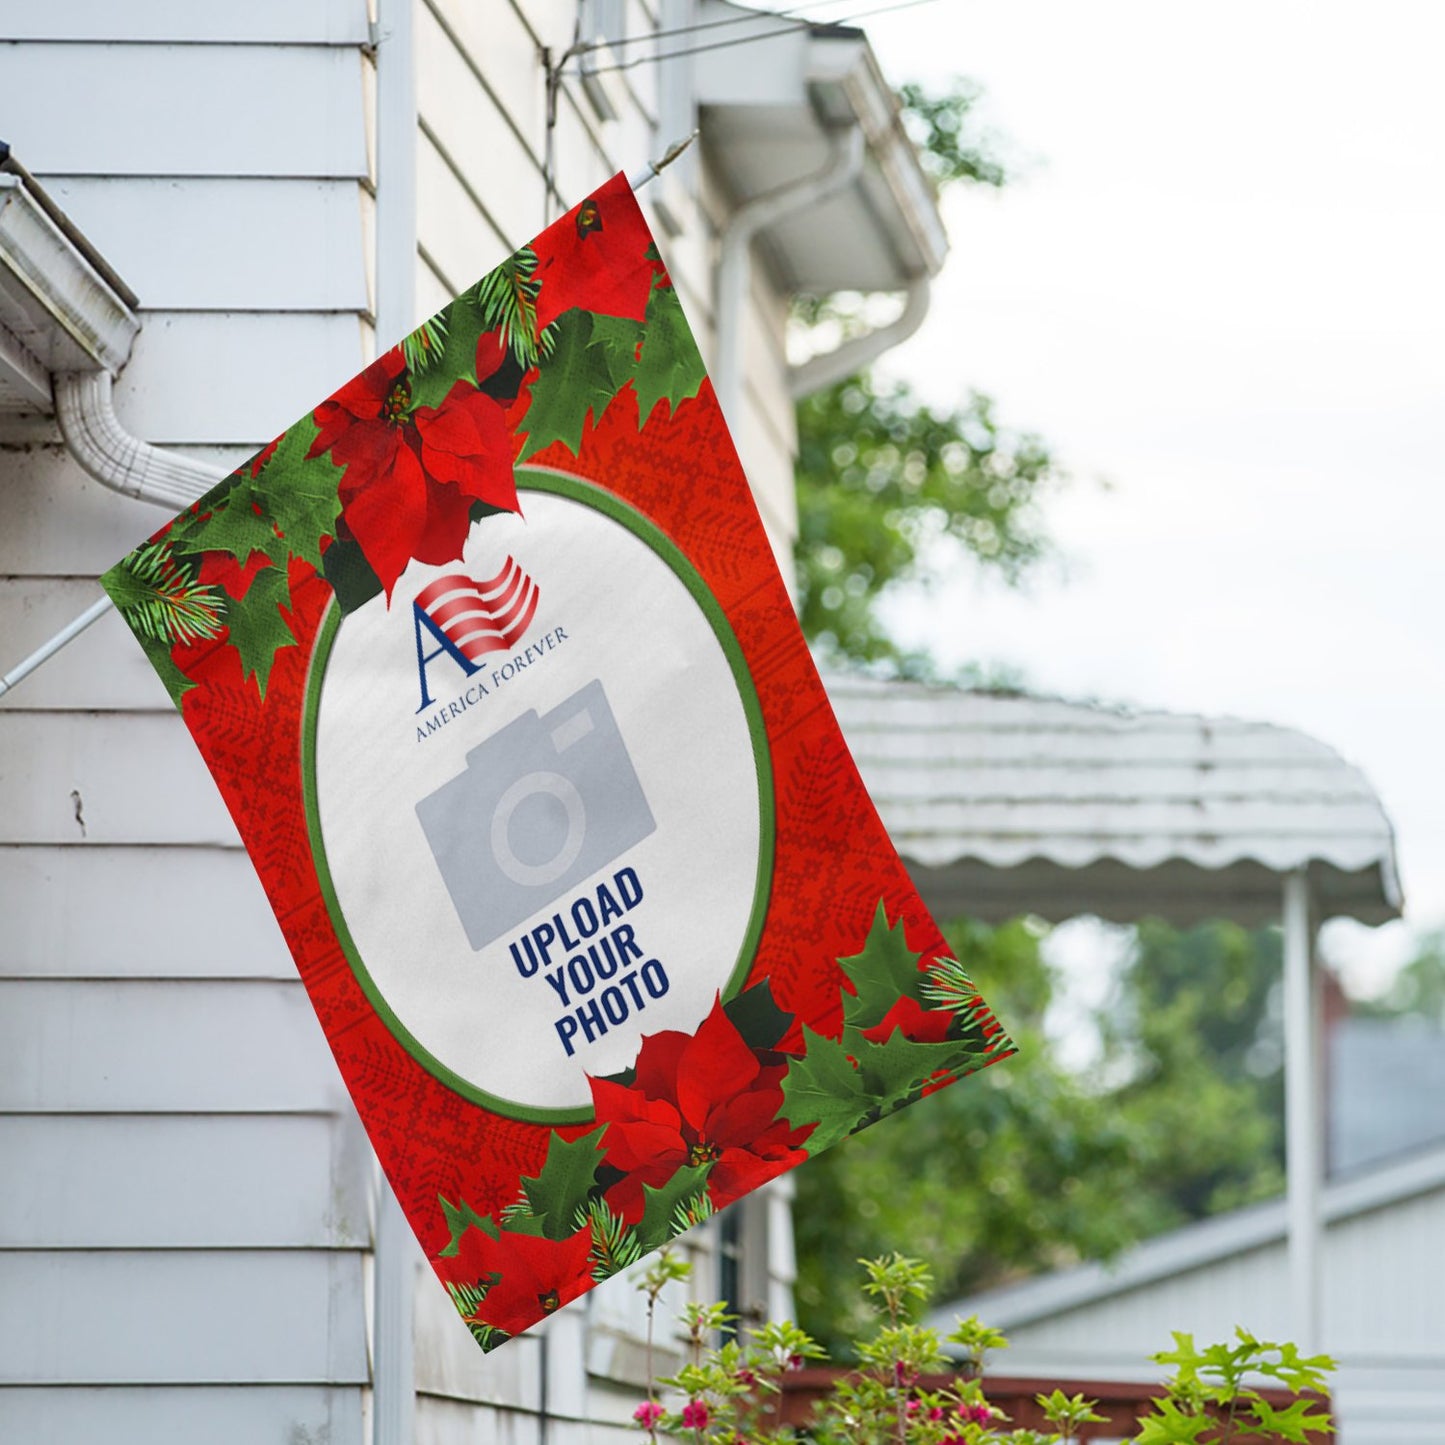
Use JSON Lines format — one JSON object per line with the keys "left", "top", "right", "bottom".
{"left": 0, "top": 1386, "right": 365, "bottom": 1445}
{"left": 0, "top": 45, "right": 370, "bottom": 181}
{"left": 0, "top": 1113, "right": 370, "bottom": 1248}
{"left": 0, "top": 849, "right": 296, "bottom": 979}
{"left": 0, "top": 7, "right": 375, "bottom": 1441}
{"left": 0, "top": 980, "right": 346, "bottom": 1113}
{"left": 0, "top": 0, "right": 369, "bottom": 44}
{"left": 113, "top": 312, "right": 370, "bottom": 445}
{"left": 0, "top": 1250, "right": 368, "bottom": 1383}
{"left": 0, "top": 713, "right": 242, "bottom": 845}
{"left": 41, "top": 179, "right": 371, "bottom": 313}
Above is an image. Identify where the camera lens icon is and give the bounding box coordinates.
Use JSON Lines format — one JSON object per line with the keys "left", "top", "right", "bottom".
{"left": 416, "top": 679, "right": 656, "bottom": 950}
{"left": 489, "top": 771, "right": 586, "bottom": 887}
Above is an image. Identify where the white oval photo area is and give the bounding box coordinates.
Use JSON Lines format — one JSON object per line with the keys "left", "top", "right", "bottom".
{"left": 309, "top": 480, "right": 765, "bottom": 1117}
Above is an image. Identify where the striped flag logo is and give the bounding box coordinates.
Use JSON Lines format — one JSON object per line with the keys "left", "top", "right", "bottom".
{"left": 414, "top": 558, "right": 541, "bottom": 661}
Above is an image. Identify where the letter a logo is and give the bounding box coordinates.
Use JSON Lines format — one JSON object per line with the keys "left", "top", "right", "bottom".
{"left": 412, "top": 558, "right": 541, "bottom": 711}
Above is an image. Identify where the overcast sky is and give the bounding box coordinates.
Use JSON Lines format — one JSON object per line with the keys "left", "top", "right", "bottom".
{"left": 836, "top": 0, "right": 1445, "bottom": 994}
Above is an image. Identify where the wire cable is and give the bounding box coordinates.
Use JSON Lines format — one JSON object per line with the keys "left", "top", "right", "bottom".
{"left": 569, "top": 0, "right": 877, "bottom": 58}
{"left": 579, "top": 0, "right": 939, "bottom": 76}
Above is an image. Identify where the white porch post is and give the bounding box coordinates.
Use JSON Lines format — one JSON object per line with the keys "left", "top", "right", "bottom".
{"left": 1282, "top": 867, "right": 1323, "bottom": 1351}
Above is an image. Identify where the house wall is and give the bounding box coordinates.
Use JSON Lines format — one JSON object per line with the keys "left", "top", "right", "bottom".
{"left": 0, "top": 4, "right": 380, "bottom": 1440}
{"left": 0, "top": 1, "right": 801, "bottom": 1440}
{"left": 980, "top": 1186, "right": 1445, "bottom": 1445}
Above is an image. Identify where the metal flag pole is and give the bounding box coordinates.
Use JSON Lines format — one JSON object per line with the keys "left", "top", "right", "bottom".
{"left": 0, "top": 134, "right": 698, "bottom": 705}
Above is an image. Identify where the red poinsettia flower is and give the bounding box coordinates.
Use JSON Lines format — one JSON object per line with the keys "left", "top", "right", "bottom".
{"left": 308, "top": 341, "right": 519, "bottom": 598}
{"left": 434, "top": 1222, "right": 594, "bottom": 1337}
{"left": 859, "top": 994, "right": 956, "bottom": 1045}
{"left": 531, "top": 173, "right": 659, "bottom": 330}
{"left": 589, "top": 997, "right": 811, "bottom": 1221}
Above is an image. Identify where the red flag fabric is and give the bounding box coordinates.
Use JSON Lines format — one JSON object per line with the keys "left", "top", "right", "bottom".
{"left": 102, "top": 172, "right": 1014, "bottom": 1350}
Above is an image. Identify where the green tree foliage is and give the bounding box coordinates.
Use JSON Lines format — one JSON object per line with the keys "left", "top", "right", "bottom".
{"left": 790, "top": 79, "right": 1288, "bottom": 1354}
{"left": 795, "top": 381, "right": 1055, "bottom": 670}
{"left": 793, "top": 77, "right": 1058, "bottom": 673}
{"left": 793, "top": 919, "right": 1288, "bottom": 1354}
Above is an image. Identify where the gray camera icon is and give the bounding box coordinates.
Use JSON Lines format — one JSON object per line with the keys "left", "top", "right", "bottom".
{"left": 415, "top": 679, "right": 656, "bottom": 950}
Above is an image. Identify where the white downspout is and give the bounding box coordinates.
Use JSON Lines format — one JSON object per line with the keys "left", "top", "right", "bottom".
{"left": 53, "top": 369, "right": 228, "bottom": 505}
{"left": 713, "top": 123, "right": 865, "bottom": 432}
{"left": 787, "top": 272, "right": 931, "bottom": 399}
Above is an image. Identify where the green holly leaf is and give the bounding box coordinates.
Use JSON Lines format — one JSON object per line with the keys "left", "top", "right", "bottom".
{"left": 778, "top": 1028, "right": 872, "bottom": 1155}
{"left": 517, "top": 309, "right": 637, "bottom": 460}
{"left": 225, "top": 564, "right": 296, "bottom": 699}
{"left": 256, "top": 419, "right": 344, "bottom": 571}
{"left": 437, "top": 1195, "right": 499, "bottom": 1258}
{"left": 632, "top": 280, "right": 705, "bottom": 425}
{"left": 636, "top": 1163, "right": 712, "bottom": 1253}
{"left": 838, "top": 901, "right": 929, "bottom": 1030}
{"left": 173, "top": 473, "right": 286, "bottom": 570}
{"left": 518, "top": 1127, "right": 605, "bottom": 1240}
{"left": 847, "top": 1026, "right": 988, "bottom": 1121}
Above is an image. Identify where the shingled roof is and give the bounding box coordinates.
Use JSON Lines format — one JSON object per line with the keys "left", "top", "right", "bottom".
{"left": 826, "top": 673, "right": 1401, "bottom": 927}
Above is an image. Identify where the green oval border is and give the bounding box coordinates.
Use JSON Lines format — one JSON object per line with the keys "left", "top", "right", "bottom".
{"left": 301, "top": 468, "right": 776, "bottom": 1125}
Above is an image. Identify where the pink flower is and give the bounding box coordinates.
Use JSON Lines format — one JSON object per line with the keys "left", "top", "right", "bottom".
{"left": 735, "top": 1366, "right": 758, "bottom": 1386}
{"left": 786, "top": 1353, "right": 805, "bottom": 1372}
{"left": 680, "top": 1399, "right": 710, "bottom": 1430}
{"left": 633, "top": 1400, "right": 665, "bottom": 1428}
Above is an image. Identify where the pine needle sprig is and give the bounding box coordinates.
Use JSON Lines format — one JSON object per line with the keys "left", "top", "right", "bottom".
{"left": 108, "top": 538, "right": 226, "bottom": 647}
{"left": 920, "top": 955, "right": 986, "bottom": 1018}
{"left": 672, "top": 1189, "right": 714, "bottom": 1236}
{"left": 402, "top": 314, "right": 449, "bottom": 374}
{"left": 475, "top": 248, "right": 545, "bottom": 368}
{"left": 576, "top": 1197, "right": 643, "bottom": 1280}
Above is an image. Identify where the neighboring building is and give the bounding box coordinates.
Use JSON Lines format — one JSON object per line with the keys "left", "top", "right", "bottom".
{"left": 1329, "top": 1016, "right": 1445, "bottom": 1175}
{"left": 932, "top": 1145, "right": 1445, "bottom": 1445}
{"left": 832, "top": 674, "right": 1411, "bottom": 1445}
{"left": 0, "top": 3, "right": 945, "bottom": 1441}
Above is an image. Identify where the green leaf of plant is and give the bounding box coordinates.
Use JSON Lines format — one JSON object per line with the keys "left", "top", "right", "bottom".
{"left": 225, "top": 564, "right": 296, "bottom": 699}
{"left": 517, "top": 309, "right": 635, "bottom": 460}
{"left": 838, "top": 900, "right": 929, "bottom": 1030}
{"left": 778, "top": 1028, "right": 872, "bottom": 1154}
{"left": 631, "top": 280, "right": 706, "bottom": 425}
{"left": 1246, "top": 1396, "right": 1336, "bottom": 1442}
{"left": 518, "top": 1127, "right": 605, "bottom": 1240}
{"left": 636, "top": 1162, "right": 712, "bottom": 1253}
{"left": 1132, "top": 1397, "right": 1214, "bottom": 1444}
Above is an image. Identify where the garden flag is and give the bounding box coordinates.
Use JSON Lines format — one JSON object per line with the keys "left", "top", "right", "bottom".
{"left": 102, "top": 173, "right": 1014, "bottom": 1350}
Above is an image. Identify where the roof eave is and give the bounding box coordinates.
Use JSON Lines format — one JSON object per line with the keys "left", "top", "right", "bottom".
{"left": 0, "top": 170, "right": 139, "bottom": 415}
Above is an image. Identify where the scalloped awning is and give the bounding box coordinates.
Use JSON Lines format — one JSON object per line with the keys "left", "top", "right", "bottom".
{"left": 826, "top": 673, "right": 1402, "bottom": 927}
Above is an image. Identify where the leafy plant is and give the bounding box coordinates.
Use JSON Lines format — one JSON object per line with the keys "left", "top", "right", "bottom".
{"left": 627, "top": 1253, "right": 1334, "bottom": 1444}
